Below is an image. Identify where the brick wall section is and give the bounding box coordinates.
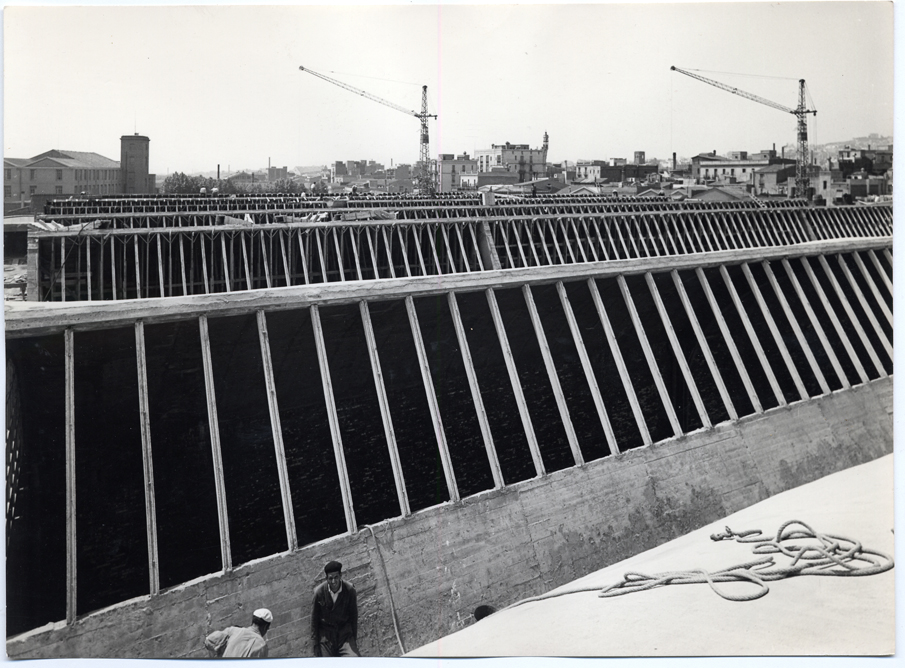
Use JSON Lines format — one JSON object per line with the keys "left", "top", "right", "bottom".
{"left": 7, "top": 377, "right": 892, "bottom": 659}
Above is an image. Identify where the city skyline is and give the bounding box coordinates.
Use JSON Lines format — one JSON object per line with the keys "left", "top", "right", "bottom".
{"left": 4, "top": 3, "right": 895, "bottom": 177}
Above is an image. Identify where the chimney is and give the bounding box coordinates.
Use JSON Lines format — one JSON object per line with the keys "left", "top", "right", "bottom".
{"left": 712, "top": 150, "right": 716, "bottom": 156}
{"left": 672, "top": 152, "right": 677, "bottom": 171}
{"left": 217, "top": 164, "right": 220, "bottom": 179}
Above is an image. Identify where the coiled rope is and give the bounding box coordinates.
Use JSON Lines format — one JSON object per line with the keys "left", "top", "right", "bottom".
{"left": 502, "top": 520, "right": 893, "bottom": 611}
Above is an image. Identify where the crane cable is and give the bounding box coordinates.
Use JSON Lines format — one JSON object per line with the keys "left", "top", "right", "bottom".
{"left": 681, "top": 67, "right": 799, "bottom": 82}
{"left": 500, "top": 520, "right": 893, "bottom": 610}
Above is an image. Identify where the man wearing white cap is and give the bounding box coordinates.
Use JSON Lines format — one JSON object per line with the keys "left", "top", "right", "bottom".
{"left": 204, "top": 608, "right": 273, "bottom": 658}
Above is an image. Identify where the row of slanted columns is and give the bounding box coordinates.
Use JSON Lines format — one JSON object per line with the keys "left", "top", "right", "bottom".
{"left": 56, "top": 249, "right": 892, "bottom": 621}
{"left": 491, "top": 206, "right": 891, "bottom": 269}
{"left": 29, "top": 205, "right": 893, "bottom": 302}
{"left": 33, "top": 222, "right": 490, "bottom": 302}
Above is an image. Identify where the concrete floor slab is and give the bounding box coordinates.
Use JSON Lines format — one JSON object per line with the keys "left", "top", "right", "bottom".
{"left": 408, "top": 453, "right": 894, "bottom": 657}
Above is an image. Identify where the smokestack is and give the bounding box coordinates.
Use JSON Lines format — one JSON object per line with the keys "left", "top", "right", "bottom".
{"left": 217, "top": 164, "right": 220, "bottom": 180}
{"left": 672, "top": 152, "right": 676, "bottom": 171}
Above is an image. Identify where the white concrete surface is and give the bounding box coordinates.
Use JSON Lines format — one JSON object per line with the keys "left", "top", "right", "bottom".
{"left": 408, "top": 454, "right": 894, "bottom": 657}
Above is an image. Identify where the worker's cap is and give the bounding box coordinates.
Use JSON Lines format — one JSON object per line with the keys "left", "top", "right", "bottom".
{"left": 252, "top": 609, "right": 273, "bottom": 624}
{"left": 324, "top": 560, "right": 343, "bottom": 574}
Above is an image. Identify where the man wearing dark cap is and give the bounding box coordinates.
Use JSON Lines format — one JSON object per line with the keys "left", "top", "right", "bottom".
{"left": 311, "top": 561, "right": 359, "bottom": 656}
{"left": 204, "top": 608, "right": 272, "bottom": 658}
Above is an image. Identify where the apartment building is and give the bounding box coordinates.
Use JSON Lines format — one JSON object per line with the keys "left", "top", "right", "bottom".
{"left": 691, "top": 149, "right": 794, "bottom": 185}
{"left": 436, "top": 152, "right": 478, "bottom": 192}
{"left": 474, "top": 132, "right": 549, "bottom": 183}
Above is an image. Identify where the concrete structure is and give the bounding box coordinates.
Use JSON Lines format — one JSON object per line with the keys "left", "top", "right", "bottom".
{"left": 5, "top": 377, "right": 893, "bottom": 658}
{"left": 410, "top": 452, "right": 894, "bottom": 656}
{"left": 5, "top": 194, "right": 893, "bottom": 659}
{"left": 436, "top": 153, "right": 478, "bottom": 192}
{"left": 475, "top": 133, "right": 549, "bottom": 183}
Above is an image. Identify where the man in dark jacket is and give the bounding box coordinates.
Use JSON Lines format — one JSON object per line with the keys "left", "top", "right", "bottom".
{"left": 311, "top": 560, "right": 359, "bottom": 656}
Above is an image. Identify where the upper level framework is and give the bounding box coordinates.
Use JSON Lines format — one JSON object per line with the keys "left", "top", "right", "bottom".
{"left": 25, "top": 195, "right": 892, "bottom": 303}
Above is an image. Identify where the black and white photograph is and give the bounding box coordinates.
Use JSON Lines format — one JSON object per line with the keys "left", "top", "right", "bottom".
{"left": 2, "top": 1, "right": 897, "bottom": 664}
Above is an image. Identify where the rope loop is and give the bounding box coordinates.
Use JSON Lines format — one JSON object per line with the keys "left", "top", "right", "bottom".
{"left": 597, "top": 519, "right": 893, "bottom": 602}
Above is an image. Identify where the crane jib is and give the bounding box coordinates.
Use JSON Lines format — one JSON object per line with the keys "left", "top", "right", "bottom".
{"left": 671, "top": 65, "right": 816, "bottom": 201}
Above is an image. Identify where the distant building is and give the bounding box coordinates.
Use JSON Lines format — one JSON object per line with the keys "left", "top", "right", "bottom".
{"left": 121, "top": 134, "right": 154, "bottom": 194}
{"left": 692, "top": 149, "right": 793, "bottom": 186}
{"left": 847, "top": 171, "right": 890, "bottom": 198}
{"left": 813, "top": 168, "right": 847, "bottom": 203}
{"left": 753, "top": 164, "right": 796, "bottom": 196}
{"left": 838, "top": 144, "right": 893, "bottom": 174}
{"left": 575, "top": 161, "right": 608, "bottom": 182}
{"left": 268, "top": 166, "right": 289, "bottom": 181}
{"left": 436, "top": 152, "right": 478, "bottom": 192}
{"left": 388, "top": 164, "right": 411, "bottom": 181}
{"left": 574, "top": 159, "right": 658, "bottom": 184}
{"left": 5, "top": 149, "right": 120, "bottom": 213}
{"left": 228, "top": 171, "right": 266, "bottom": 184}
{"left": 475, "top": 133, "right": 549, "bottom": 183}
{"left": 460, "top": 169, "right": 519, "bottom": 190}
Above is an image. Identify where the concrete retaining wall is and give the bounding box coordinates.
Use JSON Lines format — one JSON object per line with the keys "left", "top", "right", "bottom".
{"left": 7, "top": 377, "right": 893, "bottom": 659}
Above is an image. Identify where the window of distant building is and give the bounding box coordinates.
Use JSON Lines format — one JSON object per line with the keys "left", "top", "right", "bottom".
{"left": 30, "top": 170, "right": 36, "bottom": 180}
{"left": 4, "top": 186, "right": 10, "bottom": 197}
{"left": 29, "top": 186, "right": 36, "bottom": 195}
{"left": 56, "top": 169, "right": 63, "bottom": 180}
{"left": 4, "top": 168, "right": 10, "bottom": 180}
{"left": 55, "top": 186, "right": 63, "bottom": 195}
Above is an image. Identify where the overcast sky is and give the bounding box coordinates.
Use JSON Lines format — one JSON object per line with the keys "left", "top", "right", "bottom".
{"left": 3, "top": 2, "right": 895, "bottom": 176}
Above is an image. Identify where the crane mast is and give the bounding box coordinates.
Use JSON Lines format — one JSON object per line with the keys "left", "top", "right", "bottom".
{"left": 299, "top": 65, "right": 437, "bottom": 195}
{"left": 671, "top": 66, "right": 817, "bottom": 200}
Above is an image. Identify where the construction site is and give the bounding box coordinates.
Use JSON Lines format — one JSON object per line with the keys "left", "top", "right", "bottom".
{"left": 3, "top": 50, "right": 895, "bottom": 658}
{"left": 4, "top": 186, "right": 894, "bottom": 656}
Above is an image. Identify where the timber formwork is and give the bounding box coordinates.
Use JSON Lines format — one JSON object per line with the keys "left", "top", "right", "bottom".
{"left": 6, "top": 194, "right": 894, "bottom": 641}
{"left": 28, "top": 197, "right": 892, "bottom": 302}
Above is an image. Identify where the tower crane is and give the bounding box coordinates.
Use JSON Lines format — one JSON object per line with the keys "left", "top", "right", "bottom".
{"left": 671, "top": 66, "right": 817, "bottom": 200}
{"left": 299, "top": 65, "right": 437, "bottom": 195}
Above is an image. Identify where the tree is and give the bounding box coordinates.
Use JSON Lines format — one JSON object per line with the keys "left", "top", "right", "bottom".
{"left": 162, "top": 172, "right": 199, "bottom": 194}
{"left": 270, "top": 178, "right": 306, "bottom": 194}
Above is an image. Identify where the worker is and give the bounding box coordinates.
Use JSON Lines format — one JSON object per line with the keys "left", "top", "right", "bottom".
{"left": 204, "top": 608, "right": 272, "bottom": 658}
{"left": 311, "top": 561, "right": 359, "bottom": 657}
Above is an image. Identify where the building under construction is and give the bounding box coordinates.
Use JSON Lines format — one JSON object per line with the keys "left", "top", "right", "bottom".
{"left": 5, "top": 192, "right": 893, "bottom": 657}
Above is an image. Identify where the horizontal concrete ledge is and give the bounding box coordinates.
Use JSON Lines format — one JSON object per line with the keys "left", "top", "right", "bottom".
{"left": 5, "top": 237, "right": 891, "bottom": 338}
